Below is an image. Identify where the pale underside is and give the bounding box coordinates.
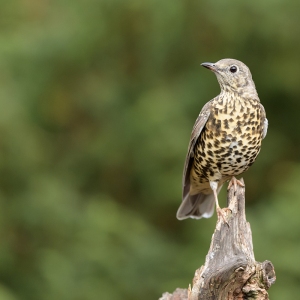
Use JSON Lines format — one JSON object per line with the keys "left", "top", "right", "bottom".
{"left": 189, "top": 94, "right": 264, "bottom": 196}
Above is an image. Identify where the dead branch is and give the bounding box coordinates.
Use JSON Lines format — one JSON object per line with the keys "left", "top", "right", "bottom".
{"left": 160, "top": 179, "right": 276, "bottom": 300}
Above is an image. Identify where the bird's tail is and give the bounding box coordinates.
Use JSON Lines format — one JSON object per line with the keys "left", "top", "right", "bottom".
{"left": 176, "top": 185, "right": 223, "bottom": 220}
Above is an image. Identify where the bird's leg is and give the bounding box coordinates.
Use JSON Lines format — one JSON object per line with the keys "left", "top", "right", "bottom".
{"left": 210, "top": 181, "right": 229, "bottom": 225}
{"left": 227, "top": 176, "right": 244, "bottom": 191}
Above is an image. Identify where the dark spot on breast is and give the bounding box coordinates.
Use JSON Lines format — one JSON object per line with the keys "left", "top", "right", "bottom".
{"left": 236, "top": 126, "right": 242, "bottom": 134}
{"left": 214, "top": 140, "right": 220, "bottom": 147}
{"left": 208, "top": 159, "right": 215, "bottom": 165}
{"left": 224, "top": 119, "right": 229, "bottom": 129}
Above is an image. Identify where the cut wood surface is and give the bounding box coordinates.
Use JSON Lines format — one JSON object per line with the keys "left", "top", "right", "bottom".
{"left": 160, "top": 179, "right": 276, "bottom": 300}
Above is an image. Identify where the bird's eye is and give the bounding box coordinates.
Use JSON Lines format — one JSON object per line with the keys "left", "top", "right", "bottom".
{"left": 229, "top": 66, "right": 238, "bottom": 73}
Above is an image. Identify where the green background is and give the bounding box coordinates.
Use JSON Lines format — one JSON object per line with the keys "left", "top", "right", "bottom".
{"left": 0, "top": 0, "right": 299, "bottom": 299}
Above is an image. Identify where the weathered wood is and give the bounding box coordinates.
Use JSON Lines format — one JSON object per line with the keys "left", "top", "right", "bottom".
{"left": 160, "top": 179, "right": 276, "bottom": 300}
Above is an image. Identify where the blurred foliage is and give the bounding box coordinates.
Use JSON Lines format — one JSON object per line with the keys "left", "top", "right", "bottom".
{"left": 0, "top": 0, "right": 299, "bottom": 299}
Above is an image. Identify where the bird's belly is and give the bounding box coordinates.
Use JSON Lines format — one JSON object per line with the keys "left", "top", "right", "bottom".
{"left": 191, "top": 127, "right": 262, "bottom": 184}
{"left": 217, "top": 138, "right": 261, "bottom": 176}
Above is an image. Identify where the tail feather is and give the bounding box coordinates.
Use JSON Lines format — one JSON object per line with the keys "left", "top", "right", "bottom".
{"left": 176, "top": 185, "right": 223, "bottom": 220}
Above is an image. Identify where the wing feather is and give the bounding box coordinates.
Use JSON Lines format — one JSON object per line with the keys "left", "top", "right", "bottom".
{"left": 182, "top": 100, "right": 212, "bottom": 201}
{"left": 259, "top": 103, "right": 268, "bottom": 139}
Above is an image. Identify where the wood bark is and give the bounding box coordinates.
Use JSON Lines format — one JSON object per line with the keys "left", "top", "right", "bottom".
{"left": 160, "top": 179, "right": 276, "bottom": 300}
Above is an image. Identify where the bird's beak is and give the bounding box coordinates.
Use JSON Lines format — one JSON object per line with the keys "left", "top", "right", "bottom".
{"left": 201, "top": 62, "right": 217, "bottom": 72}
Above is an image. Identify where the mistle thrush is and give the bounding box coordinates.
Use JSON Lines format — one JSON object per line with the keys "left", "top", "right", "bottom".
{"left": 177, "top": 59, "right": 268, "bottom": 221}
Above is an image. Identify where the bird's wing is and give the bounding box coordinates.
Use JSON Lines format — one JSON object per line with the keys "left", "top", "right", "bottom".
{"left": 182, "top": 100, "right": 212, "bottom": 200}
{"left": 260, "top": 103, "right": 268, "bottom": 139}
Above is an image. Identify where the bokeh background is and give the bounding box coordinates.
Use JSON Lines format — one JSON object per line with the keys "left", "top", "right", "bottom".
{"left": 0, "top": 0, "right": 300, "bottom": 299}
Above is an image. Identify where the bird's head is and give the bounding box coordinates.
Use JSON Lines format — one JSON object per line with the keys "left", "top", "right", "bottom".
{"left": 201, "top": 59, "right": 258, "bottom": 99}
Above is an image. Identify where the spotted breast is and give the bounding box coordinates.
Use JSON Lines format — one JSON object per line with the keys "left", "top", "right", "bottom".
{"left": 190, "top": 96, "right": 264, "bottom": 193}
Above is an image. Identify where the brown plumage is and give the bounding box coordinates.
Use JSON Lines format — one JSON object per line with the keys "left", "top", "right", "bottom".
{"left": 177, "top": 59, "right": 268, "bottom": 221}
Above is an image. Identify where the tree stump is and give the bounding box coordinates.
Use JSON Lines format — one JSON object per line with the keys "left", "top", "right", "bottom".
{"left": 160, "top": 179, "right": 276, "bottom": 300}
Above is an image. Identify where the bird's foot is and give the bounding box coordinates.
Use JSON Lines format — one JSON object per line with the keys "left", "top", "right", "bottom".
{"left": 227, "top": 176, "right": 244, "bottom": 191}
{"left": 216, "top": 207, "right": 230, "bottom": 226}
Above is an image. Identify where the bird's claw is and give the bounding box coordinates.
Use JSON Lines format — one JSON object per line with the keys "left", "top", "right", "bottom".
{"left": 227, "top": 176, "right": 244, "bottom": 191}
{"left": 216, "top": 207, "right": 230, "bottom": 226}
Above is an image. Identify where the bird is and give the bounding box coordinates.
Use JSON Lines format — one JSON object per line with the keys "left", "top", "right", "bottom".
{"left": 176, "top": 58, "right": 268, "bottom": 221}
